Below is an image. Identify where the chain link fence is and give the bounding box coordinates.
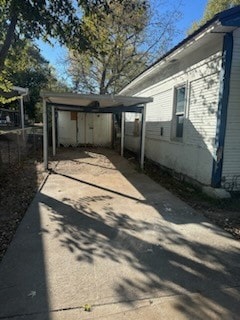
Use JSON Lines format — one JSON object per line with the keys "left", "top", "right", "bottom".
{"left": 0, "top": 127, "right": 43, "bottom": 169}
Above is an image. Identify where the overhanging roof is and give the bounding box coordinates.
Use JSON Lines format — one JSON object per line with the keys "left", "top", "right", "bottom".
{"left": 40, "top": 91, "right": 153, "bottom": 113}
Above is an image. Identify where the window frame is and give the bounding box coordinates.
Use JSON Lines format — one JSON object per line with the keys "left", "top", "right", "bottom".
{"left": 172, "top": 84, "right": 187, "bottom": 141}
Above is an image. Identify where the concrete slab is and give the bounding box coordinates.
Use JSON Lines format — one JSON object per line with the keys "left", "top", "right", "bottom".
{"left": 0, "top": 148, "right": 240, "bottom": 319}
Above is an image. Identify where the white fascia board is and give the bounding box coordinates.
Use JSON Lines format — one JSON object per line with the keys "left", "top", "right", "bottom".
{"left": 40, "top": 91, "right": 153, "bottom": 105}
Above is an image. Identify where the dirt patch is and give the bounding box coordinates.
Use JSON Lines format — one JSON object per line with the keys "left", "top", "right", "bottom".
{"left": 0, "top": 160, "right": 45, "bottom": 261}
{"left": 142, "top": 158, "right": 240, "bottom": 240}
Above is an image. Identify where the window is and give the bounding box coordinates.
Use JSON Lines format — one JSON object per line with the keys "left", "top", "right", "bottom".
{"left": 174, "top": 86, "right": 186, "bottom": 139}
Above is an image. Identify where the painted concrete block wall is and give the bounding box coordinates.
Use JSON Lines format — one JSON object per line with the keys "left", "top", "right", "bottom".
{"left": 125, "top": 38, "right": 222, "bottom": 185}
{"left": 222, "top": 28, "right": 240, "bottom": 191}
{"left": 58, "top": 111, "right": 112, "bottom": 147}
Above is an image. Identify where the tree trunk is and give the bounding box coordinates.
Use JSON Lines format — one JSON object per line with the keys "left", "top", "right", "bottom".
{"left": 99, "top": 63, "right": 107, "bottom": 94}
{"left": 0, "top": 13, "right": 18, "bottom": 73}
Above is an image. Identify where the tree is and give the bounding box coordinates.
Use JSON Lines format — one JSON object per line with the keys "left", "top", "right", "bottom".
{"left": 67, "top": 0, "right": 181, "bottom": 94}
{"left": 0, "top": 0, "right": 87, "bottom": 73}
{"left": 1, "top": 40, "right": 70, "bottom": 119}
{"left": 68, "top": 0, "right": 148, "bottom": 94}
{"left": 0, "top": 0, "right": 118, "bottom": 74}
{"left": 0, "top": 38, "right": 34, "bottom": 103}
{"left": 188, "top": 0, "right": 240, "bottom": 34}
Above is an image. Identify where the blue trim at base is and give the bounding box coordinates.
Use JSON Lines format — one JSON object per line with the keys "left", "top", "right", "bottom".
{"left": 211, "top": 32, "right": 233, "bottom": 188}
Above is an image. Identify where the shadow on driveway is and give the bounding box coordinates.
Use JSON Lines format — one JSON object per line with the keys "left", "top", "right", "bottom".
{"left": 0, "top": 148, "right": 240, "bottom": 319}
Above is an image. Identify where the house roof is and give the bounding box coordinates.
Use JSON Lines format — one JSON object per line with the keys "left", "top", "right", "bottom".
{"left": 119, "top": 6, "right": 240, "bottom": 95}
{"left": 40, "top": 91, "right": 153, "bottom": 113}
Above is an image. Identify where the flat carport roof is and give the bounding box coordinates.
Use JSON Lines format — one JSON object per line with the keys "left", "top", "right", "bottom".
{"left": 41, "top": 92, "right": 153, "bottom": 170}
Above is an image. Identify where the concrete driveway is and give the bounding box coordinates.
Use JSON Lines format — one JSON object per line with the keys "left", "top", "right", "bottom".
{"left": 0, "top": 148, "right": 240, "bottom": 319}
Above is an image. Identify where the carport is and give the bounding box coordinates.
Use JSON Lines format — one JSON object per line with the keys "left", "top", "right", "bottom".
{"left": 40, "top": 92, "right": 153, "bottom": 170}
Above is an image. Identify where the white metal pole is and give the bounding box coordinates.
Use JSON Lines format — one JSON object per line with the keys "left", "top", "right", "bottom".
{"left": 43, "top": 99, "right": 48, "bottom": 170}
{"left": 52, "top": 106, "right": 56, "bottom": 156}
{"left": 20, "top": 96, "right": 24, "bottom": 130}
{"left": 140, "top": 105, "right": 146, "bottom": 170}
{"left": 20, "top": 96, "right": 26, "bottom": 142}
{"left": 121, "top": 112, "right": 125, "bottom": 157}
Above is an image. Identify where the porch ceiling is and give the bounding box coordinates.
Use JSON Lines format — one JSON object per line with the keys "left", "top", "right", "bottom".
{"left": 40, "top": 91, "right": 153, "bottom": 112}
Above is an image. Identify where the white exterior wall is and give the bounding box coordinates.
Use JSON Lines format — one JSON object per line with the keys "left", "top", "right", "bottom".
{"left": 222, "top": 28, "right": 240, "bottom": 191}
{"left": 58, "top": 111, "right": 112, "bottom": 147}
{"left": 125, "top": 113, "right": 142, "bottom": 153}
{"left": 58, "top": 111, "right": 77, "bottom": 146}
{"left": 125, "top": 38, "right": 223, "bottom": 185}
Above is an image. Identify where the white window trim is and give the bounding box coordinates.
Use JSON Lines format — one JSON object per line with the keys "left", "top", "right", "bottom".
{"left": 171, "top": 83, "right": 187, "bottom": 142}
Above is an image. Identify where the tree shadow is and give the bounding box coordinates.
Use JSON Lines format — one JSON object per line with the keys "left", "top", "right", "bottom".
{"left": 39, "top": 156, "right": 240, "bottom": 319}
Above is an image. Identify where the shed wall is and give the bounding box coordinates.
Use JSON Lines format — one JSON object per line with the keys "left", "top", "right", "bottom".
{"left": 58, "top": 111, "right": 112, "bottom": 147}
{"left": 125, "top": 38, "right": 223, "bottom": 185}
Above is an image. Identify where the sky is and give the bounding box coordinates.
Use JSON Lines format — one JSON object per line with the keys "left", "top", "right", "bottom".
{"left": 36, "top": 0, "right": 209, "bottom": 81}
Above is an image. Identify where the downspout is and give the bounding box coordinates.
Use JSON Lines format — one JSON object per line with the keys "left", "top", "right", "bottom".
{"left": 211, "top": 32, "right": 233, "bottom": 187}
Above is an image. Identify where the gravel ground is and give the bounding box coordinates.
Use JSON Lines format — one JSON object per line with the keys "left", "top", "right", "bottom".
{"left": 0, "top": 148, "right": 239, "bottom": 262}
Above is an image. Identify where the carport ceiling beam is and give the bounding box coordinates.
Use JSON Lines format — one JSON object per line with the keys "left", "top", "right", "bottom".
{"left": 87, "top": 100, "right": 100, "bottom": 108}
{"left": 50, "top": 103, "right": 143, "bottom": 113}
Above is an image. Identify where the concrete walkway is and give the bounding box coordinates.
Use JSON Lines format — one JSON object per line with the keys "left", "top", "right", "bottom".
{"left": 0, "top": 148, "right": 240, "bottom": 320}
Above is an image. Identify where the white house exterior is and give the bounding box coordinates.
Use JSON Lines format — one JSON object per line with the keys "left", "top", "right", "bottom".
{"left": 120, "top": 6, "right": 240, "bottom": 192}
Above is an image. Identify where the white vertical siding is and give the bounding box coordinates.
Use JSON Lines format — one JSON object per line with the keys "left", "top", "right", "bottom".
{"left": 77, "top": 113, "right": 86, "bottom": 144}
{"left": 222, "top": 28, "right": 240, "bottom": 191}
{"left": 58, "top": 111, "right": 77, "bottom": 146}
{"left": 92, "top": 113, "right": 112, "bottom": 146}
{"left": 125, "top": 38, "right": 222, "bottom": 185}
{"left": 58, "top": 111, "right": 112, "bottom": 147}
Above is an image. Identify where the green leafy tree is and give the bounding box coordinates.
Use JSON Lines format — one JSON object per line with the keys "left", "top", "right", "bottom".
{"left": 67, "top": 0, "right": 181, "bottom": 94}
{"left": 0, "top": 0, "right": 134, "bottom": 74}
{"left": 1, "top": 40, "right": 70, "bottom": 119}
{"left": 0, "top": 0, "right": 85, "bottom": 73}
{"left": 0, "top": 38, "right": 34, "bottom": 103}
{"left": 188, "top": 0, "right": 240, "bottom": 34}
{"left": 68, "top": 0, "right": 148, "bottom": 94}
